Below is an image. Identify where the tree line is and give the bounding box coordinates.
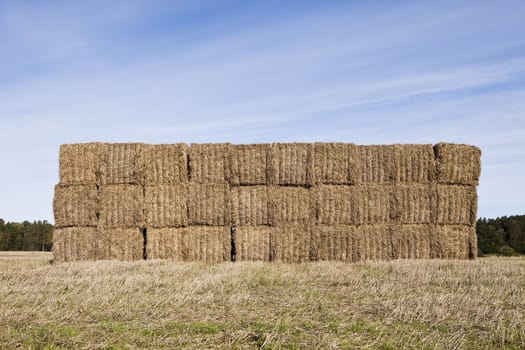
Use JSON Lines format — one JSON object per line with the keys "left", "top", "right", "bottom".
{"left": 0, "top": 219, "right": 53, "bottom": 251}
{"left": 0, "top": 216, "right": 524, "bottom": 255}
{"left": 476, "top": 215, "right": 525, "bottom": 256}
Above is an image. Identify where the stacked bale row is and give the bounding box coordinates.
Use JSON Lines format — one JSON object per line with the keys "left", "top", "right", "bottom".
{"left": 54, "top": 142, "right": 480, "bottom": 262}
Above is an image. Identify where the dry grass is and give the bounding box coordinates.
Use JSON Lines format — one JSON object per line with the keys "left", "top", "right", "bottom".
{"left": 1, "top": 253, "right": 523, "bottom": 349}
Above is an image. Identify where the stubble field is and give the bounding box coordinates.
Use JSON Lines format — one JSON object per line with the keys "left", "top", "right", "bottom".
{"left": 0, "top": 252, "right": 523, "bottom": 349}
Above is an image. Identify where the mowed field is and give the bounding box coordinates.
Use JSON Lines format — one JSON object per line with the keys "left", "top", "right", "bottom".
{"left": 0, "top": 252, "right": 524, "bottom": 349}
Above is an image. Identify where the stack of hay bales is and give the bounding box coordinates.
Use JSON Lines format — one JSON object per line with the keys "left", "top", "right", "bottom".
{"left": 53, "top": 143, "right": 144, "bottom": 262}
{"left": 54, "top": 141, "right": 480, "bottom": 262}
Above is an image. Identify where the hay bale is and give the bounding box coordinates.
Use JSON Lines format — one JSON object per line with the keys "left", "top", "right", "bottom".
{"left": 311, "top": 225, "right": 391, "bottom": 262}
{"left": 145, "top": 184, "right": 188, "bottom": 228}
{"left": 189, "top": 143, "right": 231, "bottom": 183}
{"left": 188, "top": 183, "right": 231, "bottom": 226}
{"left": 390, "top": 224, "right": 432, "bottom": 259}
{"left": 312, "top": 143, "right": 358, "bottom": 185}
{"left": 146, "top": 228, "right": 184, "bottom": 260}
{"left": 268, "top": 143, "right": 313, "bottom": 186}
{"left": 53, "top": 184, "right": 98, "bottom": 227}
{"left": 53, "top": 227, "right": 99, "bottom": 262}
{"left": 314, "top": 185, "right": 390, "bottom": 225}
{"left": 230, "top": 144, "right": 269, "bottom": 185}
{"left": 431, "top": 225, "right": 477, "bottom": 259}
{"left": 231, "top": 186, "right": 271, "bottom": 226}
{"left": 356, "top": 145, "right": 395, "bottom": 183}
{"left": 98, "top": 228, "right": 144, "bottom": 260}
{"left": 269, "top": 186, "right": 313, "bottom": 225}
{"left": 182, "top": 226, "right": 230, "bottom": 262}
{"left": 141, "top": 143, "right": 188, "bottom": 184}
{"left": 235, "top": 226, "right": 272, "bottom": 261}
{"left": 100, "top": 143, "right": 144, "bottom": 185}
{"left": 310, "top": 225, "right": 352, "bottom": 261}
{"left": 436, "top": 185, "right": 477, "bottom": 225}
{"left": 434, "top": 143, "right": 481, "bottom": 185}
{"left": 269, "top": 224, "right": 311, "bottom": 263}
{"left": 391, "top": 184, "right": 433, "bottom": 224}
{"left": 59, "top": 143, "right": 103, "bottom": 185}
{"left": 392, "top": 144, "right": 435, "bottom": 183}
{"left": 98, "top": 184, "right": 144, "bottom": 228}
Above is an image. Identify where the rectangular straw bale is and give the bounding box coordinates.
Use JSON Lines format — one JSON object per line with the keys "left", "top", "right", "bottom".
{"left": 310, "top": 225, "right": 352, "bottom": 261}
{"left": 235, "top": 226, "right": 272, "bottom": 261}
{"left": 231, "top": 186, "right": 271, "bottom": 226}
{"left": 59, "top": 143, "right": 103, "bottom": 185}
{"left": 141, "top": 143, "right": 188, "bottom": 184}
{"left": 268, "top": 143, "right": 313, "bottom": 186}
{"left": 145, "top": 184, "right": 188, "bottom": 228}
{"left": 189, "top": 143, "right": 231, "bottom": 183}
{"left": 390, "top": 224, "right": 432, "bottom": 259}
{"left": 314, "top": 185, "right": 390, "bottom": 225}
{"left": 146, "top": 228, "right": 184, "bottom": 260}
{"left": 269, "top": 186, "right": 313, "bottom": 225}
{"left": 312, "top": 143, "right": 358, "bottom": 185}
{"left": 269, "top": 224, "right": 311, "bottom": 263}
{"left": 392, "top": 144, "right": 435, "bottom": 183}
{"left": 98, "top": 184, "right": 144, "bottom": 228}
{"left": 436, "top": 185, "right": 477, "bottom": 225}
{"left": 230, "top": 144, "right": 269, "bottom": 185}
{"left": 182, "top": 226, "right": 230, "bottom": 262}
{"left": 100, "top": 143, "right": 144, "bottom": 185}
{"left": 431, "top": 225, "right": 477, "bottom": 259}
{"left": 310, "top": 224, "right": 391, "bottom": 262}
{"left": 188, "top": 183, "right": 231, "bottom": 226}
{"left": 53, "top": 227, "right": 99, "bottom": 262}
{"left": 356, "top": 145, "right": 394, "bottom": 183}
{"left": 434, "top": 143, "right": 481, "bottom": 185}
{"left": 98, "top": 228, "right": 144, "bottom": 260}
{"left": 53, "top": 184, "right": 98, "bottom": 227}
{"left": 391, "top": 184, "right": 433, "bottom": 224}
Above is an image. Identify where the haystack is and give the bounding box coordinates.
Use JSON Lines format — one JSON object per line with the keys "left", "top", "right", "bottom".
{"left": 390, "top": 224, "right": 432, "bottom": 259}
{"left": 269, "top": 186, "right": 313, "bottom": 225}
{"left": 53, "top": 227, "right": 99, "bottom": 262}
{"left": 145, "top": 184, "right": 188, "bottom": 228}
{"left": 312, "top": 143, "right": 358, "bottom": 185}
{"left": 141, "top": 143, "right": 188, "bottom": 184}
{"left": 235, "top": 226, "right": 272, "bottom": 261}
{"left": 431, "top": 225, "right": 477, "bottom": 259}
{"left": 182, "top": 226, "right": 230, "bottom": 262}
{"left": 268, "top": 143, "right": 313, "bottom": 186}
{"left": 314, "top": 185, "right": 390, "bottom": 225}
{"left": 269, "top": 224, "right": 311, "bottom": 263}
{"left": 311, "top": 225, "right": 392, "bottom": 262}
{"left": 434, "top": 143, "right": 481, "bottom": 185}
{"left": 391, "top": 144, "right": 435, "bottom": 183}
{"left": 188, "top": 183, "right": 231, "bottom": 226}
{"left": 146, "top": 228, "right": 184, "bottom": 260}
{"left": 436, "top": 185, "right": 477, "bottom": 225}
{"left": 53, "top": 184, "right": 98, "bottom": 227}
{"left": 98, "top": 228, "right": 144, "bottom": 260}
{"left": 98, "top": 185, "right": 144, "bottom": 228}
{"left": 231, "top": 186, "right": 271, "bottom": 226}
{"left": 100, "top": 143, "right": 144, "bottom": 185}
{"left": 59, "top": 143, "right": 103, "bottom": 185}
{"left": 391, "top": 184, "right": 433, "bottom": 224}
{"left": 189, "top": 143, "right": 231, "bottom": 183}
{"left": 230, "top": 144, "right": 269, "bottom": 185}
{"left": 356, "top": 145, "right": 394, "bottom": 183}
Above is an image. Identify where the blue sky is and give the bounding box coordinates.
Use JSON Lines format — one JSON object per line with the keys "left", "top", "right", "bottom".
{"left": 0, "top": 0, "right": 524, "bottom": 222}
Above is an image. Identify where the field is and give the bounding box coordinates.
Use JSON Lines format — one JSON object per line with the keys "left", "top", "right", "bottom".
{"left": 0, "top": 252, "right": 524, "bottom": 349}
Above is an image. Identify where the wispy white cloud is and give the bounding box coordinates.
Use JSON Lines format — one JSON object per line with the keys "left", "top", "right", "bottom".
{"left": 0, "top": 0, "right": 524, "bottom": 221}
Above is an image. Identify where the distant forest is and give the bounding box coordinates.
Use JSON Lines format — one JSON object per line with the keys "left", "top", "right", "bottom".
{"left": 0, "top": 216, "right": 524, "bottom": 256}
